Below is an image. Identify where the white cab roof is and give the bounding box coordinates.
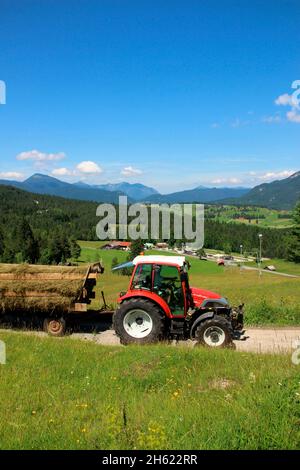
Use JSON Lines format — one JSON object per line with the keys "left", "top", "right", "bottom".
{"left": 133, "top": 255, "right": 186, "bottom": 267}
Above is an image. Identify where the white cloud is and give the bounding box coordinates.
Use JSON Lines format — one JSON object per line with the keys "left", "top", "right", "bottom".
{"left": 211, "top": 177, "right": 242, "bottom": 185}
{"left": 252, "top": 170, "right": 295, "bottom": 182}
{"left": 16, "top": 149, "right": 65, "bottom": 162}
{"left": 274, "top": 93, "right": 295, "bottom": 107}
{"left": 231, "top": 118, "right": 241, "bottom": 128}
{"left": 286, "top": 110, "right": 300, "bottom": 123}
{"left": 208, "top": 170, "right": 295, "bottom": 187}
{"left": 274, "top": 88, "right": 300, "bottom": 123}
{"left": 230, "top": 118, "right": 250, "bottom": 128}
{"left": 76, "top": 161, "right": 102, "bottom": 174}
{"left": 211, "top": 122, "right": 220, "bottom": 128}
{"left": 261, "top": 114, "right": 281, "bottom": 123}
{"left": 121, "top": 166, "right": 142, "bottom": 177}
{"left": 0, "top": 171, "right": 24, "bottom": 180}
{"left": 52, "top": 167, "right": 75, "bottom": 177}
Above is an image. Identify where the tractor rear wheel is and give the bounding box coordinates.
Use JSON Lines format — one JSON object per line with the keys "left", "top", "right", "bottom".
{"left": 195, "top": 315, "right": 233, "bottom": 348}
{"left": 113, "top": 298, "right": 165, "bottom": 345}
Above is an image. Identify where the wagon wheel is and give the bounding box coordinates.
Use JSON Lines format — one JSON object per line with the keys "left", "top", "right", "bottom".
{"left": 43, "top": 317, "right": 66, "bottom": 337}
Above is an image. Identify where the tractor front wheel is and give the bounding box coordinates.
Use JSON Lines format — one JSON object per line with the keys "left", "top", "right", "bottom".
{"left": 113, "top": 298, "right": 165, "bottom": 345}
{"left": 195, "top": 316, "right": 233, "bottom": 348}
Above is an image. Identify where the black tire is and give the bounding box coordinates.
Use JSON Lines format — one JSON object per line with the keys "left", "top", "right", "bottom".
{"left": 195, "top": 315, "right": 233, "bottom": 348}
{"left": 113, "top": 298, "right": 165, "bottom": 345}
{"left": 43, "top": 317, "right": 66, "bottom": 337}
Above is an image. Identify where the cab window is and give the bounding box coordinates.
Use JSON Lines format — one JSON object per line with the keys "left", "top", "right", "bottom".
{"left": 153, "top": 264, "right": 184, "bottom": 315}
{"left": 131, "top": 263, "right": 152, "bottom": 290}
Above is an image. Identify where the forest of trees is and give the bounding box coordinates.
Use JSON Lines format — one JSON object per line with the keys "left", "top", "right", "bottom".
{"left": 0, "top": 184, "right": 298, "bottom": 264}
{"left": 287, "top": 202, "right": 300, "bottom": 263}
{"left": 0, "top": 186, "right": 86, "bottom": 264}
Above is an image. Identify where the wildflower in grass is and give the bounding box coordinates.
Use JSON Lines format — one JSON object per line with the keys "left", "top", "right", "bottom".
{"left": 49, "top": 419, "right": 54, "bottom": 424}
{"left": 249, "top": 372, "right": 256, "bottom": 383}
{"left": 81, "top": 428, "right": 87, "bottom": 433}
{"left": 31, "top": 410, "right": 36, "bottom": 415}
{"left": 137, "top": 421, "right": 168, "bottom": 449}
{"left": 172, "top": 390, "right": 180, "bottom": 399}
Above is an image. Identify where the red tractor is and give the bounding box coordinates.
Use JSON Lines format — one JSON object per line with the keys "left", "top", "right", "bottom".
{"left": 113, "top": 255, "right": 244, "bottom": 348}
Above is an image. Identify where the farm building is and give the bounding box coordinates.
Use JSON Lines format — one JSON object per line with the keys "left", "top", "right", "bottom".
{"left": 102, "top": 241, "right": 131, "bottom": 251}
{"left": 155, "top": 242, "right": 169, "bottom": 249}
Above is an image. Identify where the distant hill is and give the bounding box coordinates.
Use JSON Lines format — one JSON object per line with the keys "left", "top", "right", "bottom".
{"left": 143, "top": 186, "right": 250, "bottom": 203}
{"left": 217, "top": 171, "right": 300, "bottom": 209}
{"left": 0, "top": 174, "right": 158, "bottom": 203}
{"left": 83, "top": 181, "right": 159, "bottom": 200}
{"left": 0, "top": 174, "right": 126, "bottom": 204}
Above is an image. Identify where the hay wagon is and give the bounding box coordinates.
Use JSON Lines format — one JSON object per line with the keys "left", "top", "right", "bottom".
{"left": 0, "top": 262, "right": 111, "bottom": 336}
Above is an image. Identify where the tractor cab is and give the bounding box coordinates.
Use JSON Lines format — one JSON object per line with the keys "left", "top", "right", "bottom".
{"left": 127, "top": 256, "right": 191, "bottom": 316}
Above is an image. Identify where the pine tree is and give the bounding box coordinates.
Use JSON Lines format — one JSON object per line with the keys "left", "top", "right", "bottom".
{"left": 70, "top": 239, "right": 81, "bottom": 260}
{"left": 0, "top": 227, "right": 4, "bottom": 259}
{"left": 111, "top": 256, "right": 119, "bottom": 274}
{"left": 287, "top": 202, "right": 300, "bottom": 263}
{"left": 129, "top": 239, "right": 144, "bottom": 260}
{"left": 48, "top": 232, "right": 71, "bottom": 264}
{"left": 14, "top": 218, "right": 39, "bottom": 263}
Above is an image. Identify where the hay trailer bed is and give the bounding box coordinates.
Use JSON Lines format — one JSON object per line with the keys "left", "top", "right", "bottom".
{"left": 0, "top": 262, "right": 111, "bottom": 336}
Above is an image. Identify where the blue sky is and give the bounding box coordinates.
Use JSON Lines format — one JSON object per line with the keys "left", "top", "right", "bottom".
{"left": 0, "top": 0, "right": 299, "bottom": 193}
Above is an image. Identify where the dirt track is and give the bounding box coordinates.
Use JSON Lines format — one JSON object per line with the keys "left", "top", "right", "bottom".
{"left": 2, "top": 325, "right": 300, "bottom": 354}
{"left": 71, "top": 327, "right": 300, "bottom": 354}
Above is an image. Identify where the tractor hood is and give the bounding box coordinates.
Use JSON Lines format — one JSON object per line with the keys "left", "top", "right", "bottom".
{"left": 190, "top": 287, "right": 224, "bottom": 307}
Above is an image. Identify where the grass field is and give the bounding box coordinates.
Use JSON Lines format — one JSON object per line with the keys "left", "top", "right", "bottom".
{"left": 245, "top": 258, "right": 300, "bottom": 276}
{"left": 0, "top": 331, "right": 299, "bottom": 450}
{"left": 206, "top": 205, "right": 293, "bottom": 228}
{"left": 76, "top": 241, "right": 300, "bottom": 326}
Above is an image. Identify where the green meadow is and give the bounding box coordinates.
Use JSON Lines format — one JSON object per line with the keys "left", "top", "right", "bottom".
{"left": 0, "top": 331, "right": 299, "bottom": 450}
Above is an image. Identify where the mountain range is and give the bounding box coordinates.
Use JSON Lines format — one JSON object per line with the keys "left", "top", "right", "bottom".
{"left": 0, "top": 174, "right": 125, "bottom": 204}
{"left": 76, "top": 181, "right": 159, "bottom": 200}
{"left": 0, "top": 171, "right": 299, "bottom": 209}
{"left": 144, "top": 186, "right": 249, "bottom": 204}
{"left": 217, "top": 171, "right": 300, "bottom": 210}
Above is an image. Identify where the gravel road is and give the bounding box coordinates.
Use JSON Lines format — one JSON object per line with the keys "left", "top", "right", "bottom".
{"left": 70, "top": 327, "right": 300, "bottom": 354}
{"left": 2, "top": 323, "right": 300, "bottom": 354}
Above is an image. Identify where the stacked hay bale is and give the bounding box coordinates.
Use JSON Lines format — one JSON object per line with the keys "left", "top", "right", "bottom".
{"left": 0, "top": 264, "right": 88, "bottom": 314}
